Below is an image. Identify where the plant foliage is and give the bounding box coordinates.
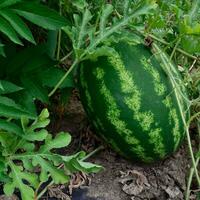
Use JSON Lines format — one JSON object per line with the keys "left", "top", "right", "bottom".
{"left": 0, "top": 0, "right": 67, "bottom": 51}
{"left": 0, "top": 1, "right": 102, "bottom": 199}
{"left": 0, "top": 108, "right": 102, "bottom": 200}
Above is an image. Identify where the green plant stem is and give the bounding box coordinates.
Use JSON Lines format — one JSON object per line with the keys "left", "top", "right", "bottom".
{"left": 56, "top": 0, "right": 62, "bottom": 60}
{"left": 60, "top": 51, "right": 73, "bottom": 63}
{"left": 187, "top": 112, "right": 200, "bottom": 127}
{"left": 170, "top": 38, "right": 181, "bottom": 60}
{"left": 82, "top": 145, "right": 104, "bottom": 161}
{"left": 186, "top": 122, "right": 200, "bottom": 200}
{"left": 56, "top": 30, "right": 62, "bottom": 60}
{"left": 186, "top": 158, "right": 200, "bottom": 200}
{"left": 36, "top": 145, "right": 104, "bottom": 199}
{"left": 184, "top": 124, "right": 200, "bottom": 186}
{"left": 48, "top": 59, "right": 79, "bottom": 97}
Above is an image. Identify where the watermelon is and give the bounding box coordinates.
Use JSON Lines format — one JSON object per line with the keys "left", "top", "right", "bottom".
{"left": 78, "top": 42, "right": 189, "bottom": 163}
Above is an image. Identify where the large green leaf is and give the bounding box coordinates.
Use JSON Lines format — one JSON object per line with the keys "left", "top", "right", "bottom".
{"left": 12, "top": 2, "right": 68, "bottom": 30}
{"left": 4, "top": 44, "right": 46, "bottom": 75}
{"left": 62, "top": 152, "right": 103, "bottom": 173}
{"left": 33, "top": 157, "right": 69, "bottom": 184}
{"left": 0, "top": 9, "right": 35, "bottom": 43}
{"left": 0, "top": 0, "right": 22, "bottom": 9}
{"left": 20, "top": 74, "right": 49, "bottom": 103}
{"left": 10, "top": 90, "right": 37, "bottom": 117}
{"left": 0, "top": 96, "right": 34, "bottom": 119}
{"left": 181, "top": 35, "right": 200, "bottom": 54}
{"left": 0, "top": 15, "right": 22, "bottom": 45}
{"left": 0, "top": 119, "right": 24, "bottom": 137}
{"left": 0, "top": 80, "right": 23, "bottom": 94}
{"left": 37, "top": 67, "right": 75, "bottom": 88}
{"left": 0, "top": 42, "right": 5, "bottom": 57}
{"left": 4, "top": 162, "right": 38, "bottom": 200}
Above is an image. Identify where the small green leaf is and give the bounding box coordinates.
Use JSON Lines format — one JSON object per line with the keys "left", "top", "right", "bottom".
{"left": 72, "top": 0, "right": 88, "bottom": 10}
{"left": 39, "top": 108, "right": 49, "bottom": 120}
{"left": 39, "top": 132, "right": 71, "bottom": 153}
{"left": 62, "top": 151, "right": 103, "bottom": 173}
{"left": 25, "top": 129, "right": 48, "bottom": 141}
{"left": 76, "top": 9, "right": 92, "bottom": 49}
{"left": 84, "top": 46, "right": 116, "bottom": 61}
{"left": 100, "top": 4, "right": 113, "bottom": 36}
{"left": 77, "top": 161, "right": 103, "bottom": 173}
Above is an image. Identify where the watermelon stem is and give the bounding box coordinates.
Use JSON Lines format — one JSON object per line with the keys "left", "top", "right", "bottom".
{"left": 56, "top": 0, "right": 62, "bottom": 60}
{"left": 169, "top": 37, "right": 181, "bottom": 60}
{"left": 185, "top": 122, "right": 200, "bottom": 200}
{"left": 82, "top": 145, "right": 105, "bottom": 161}
{"left": 48, "top": 58, "right": 79, "bottom": 97}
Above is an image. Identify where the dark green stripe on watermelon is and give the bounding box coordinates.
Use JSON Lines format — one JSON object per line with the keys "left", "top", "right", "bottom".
{"left": 78, "top": 42, "right": 187, "bottom": 163}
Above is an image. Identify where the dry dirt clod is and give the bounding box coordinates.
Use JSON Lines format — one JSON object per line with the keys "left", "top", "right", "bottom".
{"left": 119, "top": 170, "right": 150, "bottom": 196}
{"left": 164, "top": 186, "right": 183, "bottom": 199}
{"left": 0, "top": 195, "right": 19, "bottom": 200}
{"left": 69, "top": 172, "right": 90, "bottom": 195}
{"left": 48, "top": 185, "right": 71, "bottom": 200}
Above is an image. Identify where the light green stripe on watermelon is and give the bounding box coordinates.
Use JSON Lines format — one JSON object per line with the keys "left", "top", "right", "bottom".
{"left": 152, "top": 43, "right": 189, "bottom": 121}
{"left": 140, "top": 54, "right": 180, "bottom": 151}
{"left": 140, "top": 56, "right": 166, "bottom": 96}
{"left": 163, "top": 96, "right": 181, "bottom": 150}
{"left": 81, "top": 63, "right": 124, "bottom": 155}
{"left": 108, "top": 52, "right": 166, "bottom": 158}
{"left": 152, "top": 43, "right": 189, "bottom": 140}
{"left": 94, "top": 67, "right": 152, "bottom": 162}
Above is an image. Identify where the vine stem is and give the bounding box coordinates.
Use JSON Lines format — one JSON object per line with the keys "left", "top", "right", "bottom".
{"left": 81, "top": 145, "right": 105, "bottom": 161}
{"left": 169, "top": 38, "right": 181, "bottom": 60}
{"left": 60, "top": 51, "right": 73, "bottom": 63}
{"left": 56, "top": 0, "right": 62, "bottom": 60}
{"left": 186, "top": 122, "right": 200, "bottom": 200}
{"left": 48, "top": 59, "right": 79, "bottom": 97}
{"left": 36, "top": 145, "right": 104, "bottom": 199}
{"left": 186, "top": 158, "right": 200, "bottom": 200}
